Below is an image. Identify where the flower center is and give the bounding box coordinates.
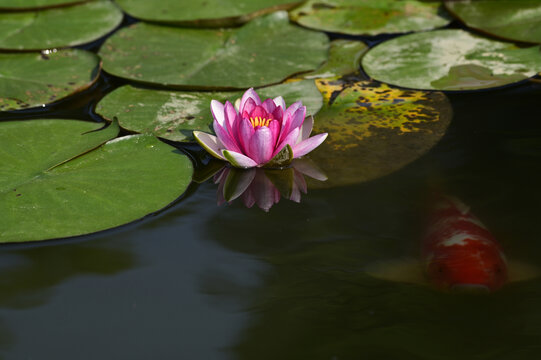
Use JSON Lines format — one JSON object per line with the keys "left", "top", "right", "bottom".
{"left": 250, "top": 117, "right": 272, "bottom": 128}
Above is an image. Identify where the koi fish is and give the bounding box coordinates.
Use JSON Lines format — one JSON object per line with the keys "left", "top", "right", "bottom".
{"left": 366, "top": 195, "right": 537, "bottom": 293}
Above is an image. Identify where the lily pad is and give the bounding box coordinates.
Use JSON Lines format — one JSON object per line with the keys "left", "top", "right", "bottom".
{"left": 0, "top": 0, "right": 88, "bottom": 10}
{"left": 0, "top": 49, "right": 100, "bottom": 111}
{"left": 0, "top": 1, "right": 123, "bottom": 51}
{"left": 302, "top": 39, "right": 368, "bottom": 79}
{"left": 96, "top": 80, "right": 323, "bottom": 142}
{"left": 445, "top": 0, "right": 541, "bottom": 44}
{"left": 115, "top": 0, "right": 299, "bottom": 26}
{"left": 290, "top": 0, "right": 450, "bottom": 36}
{"left": 0, "top": 119, "right": 193, "bottom": 243}
{"left": 99, "top": 11, "right": 329, "bottom": 89}
{"left": 361, "top": 29, "right": 541, "bottom": 91}
{"left": 307, "top": 77, "right": 451, "bottom": 188}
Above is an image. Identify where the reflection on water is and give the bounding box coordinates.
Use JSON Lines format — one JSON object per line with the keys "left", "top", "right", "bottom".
{"left": 200, "top": 84, "right": 541, "bottom": 359}
{"left": 213, "top": 159, "right": 327, "bottom": 212}
{"left": 0, "top": 240, "right": 137, "bottom": 355}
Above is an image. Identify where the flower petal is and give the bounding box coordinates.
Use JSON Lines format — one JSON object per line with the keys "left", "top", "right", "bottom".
{"left": 240, "top": 88, "right": 261, "bottom": 114}
{"left": 261, "top": 98, "right": 276, "bottom": 114}
{"left": 224, "top": 101, "right": 239, "bottom": 136}
{"left": 210, "top": 100, "right": 225, "bottom": 127}
{"left": 242, "top": 98, "right": 257, "bottom": 119}
{"left": 214, "top": 120, "right": 242, "bottom": 153}
{"left": 238, "top": 117, "right": 255, "bottom": 155}
{"left": 299, "top": 115, "right": 314, "bottom": 143}
{"left": 193, "top": 131, "right": 225, "bottom": 160}
{"left": 273, "top": 127, "right": 300, "bottom": 158}
{"left": 292, "top": 133, "right": 328, "bottom": 158}
{"left": 249, "top": 127, "right": 274, "bottom": 164}
{"left": 289, "top": 106, "right": 306, "bottom": 132}
{"left": 273, "top": 96, "right": 286, "bottom": 112}
{"left": 223, "top": 150, "right": 258, "bottom": 168}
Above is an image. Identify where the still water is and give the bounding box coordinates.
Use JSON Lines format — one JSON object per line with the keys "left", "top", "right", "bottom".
{"left": 2, "top": 24, "right": 541, "bottom": 360}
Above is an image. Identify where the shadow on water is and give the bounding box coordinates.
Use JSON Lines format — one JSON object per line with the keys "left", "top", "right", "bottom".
{"left": 199, "top": 81, "right": 541, "bottom": 359}
{"left": 0, "top": 240, "right": 138, "bottom": 356}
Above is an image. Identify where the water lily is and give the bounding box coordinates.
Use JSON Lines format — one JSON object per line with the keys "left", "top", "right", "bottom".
{"left": 214, "top": 159, "right": 327, "bottom": 212}
{"left": 193, "top": 88, "right": 328, "bottom": 168}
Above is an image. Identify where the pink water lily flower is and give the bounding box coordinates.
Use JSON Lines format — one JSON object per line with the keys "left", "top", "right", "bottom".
{"left": 193, "top": 88, "right": 328, "bottom": 168}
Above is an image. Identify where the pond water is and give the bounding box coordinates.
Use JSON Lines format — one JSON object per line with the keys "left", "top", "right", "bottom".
{"left": 2, "top": 16, "right": 541, "bottom": 360}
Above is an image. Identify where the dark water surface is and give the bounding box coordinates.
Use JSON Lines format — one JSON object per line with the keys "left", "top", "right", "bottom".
{"left": 2, "top": 20, "right": 541, "bottom": 360}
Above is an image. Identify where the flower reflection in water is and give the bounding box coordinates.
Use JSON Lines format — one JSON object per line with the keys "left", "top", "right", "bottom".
{"left": 213, "top": 159, "right": 327, "bottom": 212}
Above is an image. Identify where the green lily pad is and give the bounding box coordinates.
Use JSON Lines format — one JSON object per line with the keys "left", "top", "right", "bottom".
{"left": 115, "top": 0, "right": 299, "bottom": 26}
{"left": 308, "top": 77, "right": 451, "bottom": 188}
{"left": 0, "top": 0, "right": 88, "bottom": 10}
{"left": 0, "top": 1, "right": 123, "bottom": 51}
{"left": 99, "top": 11, "right": 329, "bottom": 89}
{"left": 290, "top": 0, "right": 450, "bottom": 36}
{"left": 301, "top": 39, "right": 368, "bottom": 79}
{"left": 96, "top": 79, "right": 323, "bottom": 142}
{"left": 0, "top": 49, "right": 100, "bottom": 111}
{"left": 445, "top": 0, "right": 541, "bottom": 44}
{"left": 361, "top": 29, "right": 541, "bottom": 91}
{"left": 0, "top": 119, "right": 193, "bottom": 243}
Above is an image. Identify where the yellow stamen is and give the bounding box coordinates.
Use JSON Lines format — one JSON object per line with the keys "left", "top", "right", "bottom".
{"left": 250, "top": 117, "right": 271, "bottom": 128}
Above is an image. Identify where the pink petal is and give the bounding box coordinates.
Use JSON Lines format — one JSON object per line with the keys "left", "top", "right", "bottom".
{"left": 250, "top": 105, "right": 269, "bottom": 120}
{"left": 240, "top": 88, "right": 261, "bottom": 114}
{"left": 238, "top": 117, "right": 255, "bottom": 155}
{"left": 273, "top": 127, "right": 300, "bottom": 158}
{"left": 289, "top": 106, "right": 306, "bottom": 132}
{"left": 299, "top": 115, "right": 314, "bottom": 143}
{"left": 272, "top": 106, "right": 283, "bottom": 121}
{"left": 222, "top": 150, "right": 258, "bottom": 168}
{"left": 261, "top": 98, "right": 276, "bottom": 114}
{"left": 242, "top": 98, "right": 257, "bottom": 119}
{"left": 210, "top": 100, "right": 225, "bottom": 127}
{"left": 224, "top": 101, "right": 239, "bottom": 136}
{"left": 292, "top": 133, "right": 328, "bottom": 158}
{"left": 193, "top": 131, "right": 225, "bottom": 160}
{"left": 249, "top": 127, "right": 274, "bottom": 165}
{"left": 273, "top": 96, "right": 286, "bottom": 112}
{"left": 268, "top": 119, "right": 280, "bottom": 149}
{"left": 278, "top": 101, "right": 303, "bottom": 144}
{"left": 214, "top": 120, "right": 242, "bottom": 153}
{"left": 252, "top": 171, "right": 278, "bottom": 212}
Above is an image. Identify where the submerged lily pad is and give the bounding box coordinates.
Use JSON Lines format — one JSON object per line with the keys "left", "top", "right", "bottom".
{"left": 96, "top": 80, "right": 323, "bottom": 142}
{"left": 290, "top": 0, "right": 450, "bottom": 36}
{"left": 0, "top": 1, "right": 123, "bottom": 50}
{"left": 362, "top": 29, "right": 541, "bottom": 91}
{"left": 308, "top": 77, "right": 451, "bottom": 188}
{"left": 445, "top": 0, "right": 541, "bottom": 44}
{"left": 0, "top": 49, "right": 100, "bottom": 111}
{"left": 115, "top": 0, "right": 299, "bottom": 26}
{"left": 0, "top": 0, "right": 87, "bottom": 10}
{"left": 0, "top": 119, "right": 193, "bottom": 243}
{"left": 99, "top": 11, "right": 329, "bottom": 89}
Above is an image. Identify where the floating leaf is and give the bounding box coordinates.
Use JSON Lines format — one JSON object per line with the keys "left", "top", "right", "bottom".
{"left": 0, "top": 119, "right": 193, "bottom": 243}
{"left": 0, "top": 1, "right": 123, "bottom": 50}
{"left": 96, "top": 80, "right": 323, "bottom": 142}
{"left": 0, "top": 0, "right": 87, "bottom": 10}
{"left": 115, "top": 0, "right": 299, "bottom": 26}
{"left": 0, "top": 49, "right": 100, "bottom": 111}
{"left": 308, "top": 77, "right": 451, "bottom": 188}
{"left": 362, "top": 29, "right": 541, "bottom": 91}
{"left": 290, "top": 0, "right": 450, "bottom": 36}
{"left": 445, "top": 0, "right": 541, "bottom": 44}
{"left": 99, "top": 11, "right": 329, "bottom": 89}
{"left": 302, "top": 39, "right": 368, "bottom": 79}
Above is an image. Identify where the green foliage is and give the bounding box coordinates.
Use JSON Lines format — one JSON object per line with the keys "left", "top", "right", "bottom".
{"left": 96, "top": 80, "right": 323, "bottom": 142}
{"left": 0, "top": 1, "right": 123, "bottom": 50}
{"left": 99, "top": 12, "right": 329, "bottom": 89}
{"left": 362, "top": 29, "right": 541, "bottom": 91}
{"left": 0, "top": 120, "right": 193, "bottom": 243}
{"left": 0, "top": 49, "right": 100, "bottom": 111}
